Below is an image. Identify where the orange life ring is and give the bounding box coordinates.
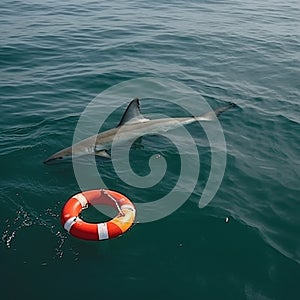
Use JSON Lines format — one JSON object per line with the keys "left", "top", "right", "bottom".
{"left": 61, "top": 189, "right": 136, "bottom": 241}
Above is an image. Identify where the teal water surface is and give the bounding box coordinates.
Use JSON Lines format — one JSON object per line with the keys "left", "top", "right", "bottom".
{"left": 1, "top": 0, "right": 300, "bottom": 299}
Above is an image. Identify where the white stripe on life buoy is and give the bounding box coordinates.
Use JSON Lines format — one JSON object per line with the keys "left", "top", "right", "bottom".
{"left": 97, "top": 222, "right": 109, "bottom": 240}
{"left": 64, "top": 217, "right": 77, "bottom": 232}
{"left": 73, "top": 193, "right": 88, "bottom": 208}
{"left": 121, "top": 204, "right": 136, "bottom": 211}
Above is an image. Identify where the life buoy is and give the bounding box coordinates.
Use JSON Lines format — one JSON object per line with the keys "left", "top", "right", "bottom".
{"left": 61, "top": 189, "right": 136, "bottom": 241}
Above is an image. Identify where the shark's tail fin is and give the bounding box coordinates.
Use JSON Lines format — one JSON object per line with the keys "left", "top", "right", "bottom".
{"left": 196, "top": 102, "right": 237, "bottom": 121}
{"left": 214, "top": 102, "right": 237, "bottom": 117}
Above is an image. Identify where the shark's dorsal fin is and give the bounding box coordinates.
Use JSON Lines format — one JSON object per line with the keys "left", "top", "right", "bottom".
{"left": 117, "top": 98, "right": 149, "bottom": 127}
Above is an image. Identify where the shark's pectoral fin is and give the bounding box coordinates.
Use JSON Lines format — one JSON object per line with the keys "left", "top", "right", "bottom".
{"left": 132, "top": 136, "right": 144, "bottom": 150}
{"left": 95, "top": 149, "right": 111, "bottom": 159}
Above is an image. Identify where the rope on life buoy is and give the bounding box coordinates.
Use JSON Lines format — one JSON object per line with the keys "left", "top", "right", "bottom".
{"left": 61, "top": 189, "right": 136, "bottom": 241}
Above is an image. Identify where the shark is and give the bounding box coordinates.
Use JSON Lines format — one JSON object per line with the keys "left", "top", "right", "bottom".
{"left": 44, "top": 98, "right": 236, "bottom": 163}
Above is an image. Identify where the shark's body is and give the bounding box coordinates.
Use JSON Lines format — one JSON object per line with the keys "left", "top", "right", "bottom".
{"left": 44, "top": 98, "right": 236, "bottom": 163}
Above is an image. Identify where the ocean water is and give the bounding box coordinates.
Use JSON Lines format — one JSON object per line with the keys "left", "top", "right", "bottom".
{"left": 1, "top": 0, "right": 300, "bottom": 299}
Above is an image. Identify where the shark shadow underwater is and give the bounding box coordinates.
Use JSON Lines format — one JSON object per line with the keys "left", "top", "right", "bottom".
{"left": 44, "top": 98, "right": 236, "bottom": 164}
